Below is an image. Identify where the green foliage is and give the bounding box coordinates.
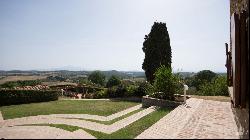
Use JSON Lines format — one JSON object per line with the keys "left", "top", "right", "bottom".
{"left": 142, "top": 22, "right": 172, "bottom": 83}
{"left": 184, "top": 76, "right": 195, "bottom": 88}
{"left": 95, "top": 89, "right": 108, "bottom": 98}
{"left": 136, "top": 82, "right": 154, "bottom": 97}
{"left": 46, "top": 76, "right": 66, "bottom": 82}
{"left": 0, "top": 80, "right": 42, "bottom": 89}
{"left": 106, "top": 81, "right": 154, "bottom": 98}
{"left": 192, "top": 70, "right": 217, "bottom": 90}
{"left": 88, "top": 71, "right": 106, "bottom": 86}
{"left": 152, "top": 65, "right": 179, "bottom": 100}
{"left": 125, "top": 85, "right": 138, "bottom": 97}
{"left": 199, "top": 76, "right": 228, "bottom": 96}
{"left": 0, "top": 90, "right": 59, "bottom": 106}
{"left": 115, "top": 84, "right": 127, "bottom": 97}
{"left": 106, "top": 75, "right": 121, "bottom": 88}
{"left": 106, "top": 86, "right": 119, "bottom": 98}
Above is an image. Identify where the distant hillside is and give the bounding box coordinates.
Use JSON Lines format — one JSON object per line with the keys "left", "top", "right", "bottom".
{"left": 88, "top": 70, "right": 145, "bottom": 79}
{"left": 0, "top": 70, "right": 145, "bottom": 79}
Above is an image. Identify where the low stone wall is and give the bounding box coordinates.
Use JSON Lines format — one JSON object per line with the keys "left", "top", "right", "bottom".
{"left": 110, "top": 97, "right": 142, "bottom": 103}
{"left": 142, "top": 96, "right": 182, "bottom": 108}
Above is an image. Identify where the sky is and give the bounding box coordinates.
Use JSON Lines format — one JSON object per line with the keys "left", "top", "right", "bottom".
{"left": 0, "top": 0, "right": 230, "bottom": 72}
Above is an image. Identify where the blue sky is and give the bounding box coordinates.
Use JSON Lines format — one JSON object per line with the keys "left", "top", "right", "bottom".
{"left": 0, "top": 0, "right": 230, "bottom": 72}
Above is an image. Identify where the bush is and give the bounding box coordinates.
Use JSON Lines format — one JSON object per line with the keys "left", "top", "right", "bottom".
{"left": 93, "top": 89, "right": 108, "bottom": 99}
{"left": 0, "top": 90, "right": 59, "bottom": 106}
{"left": 106, "top": 75, "right": 121, "bottom": 88}
{"left": 152, "top": 65, "right": 179, "bottom": 100}
{"left": 106, "top": 84, "right": 127, "bottom": 98}
{"left": 136, "top": 82, "right": 154, "bottom": 97}
{"left": 0, "top": 80, "right": 42, "bottom": 89}
{"left": 199, "top": 76, "right": 228, "bottom": 96}
{"left": 115, "top": 84, "right": 127, "bottom": 97}
{"left": 125, "top": 85, "right": 138, "bottom": 97}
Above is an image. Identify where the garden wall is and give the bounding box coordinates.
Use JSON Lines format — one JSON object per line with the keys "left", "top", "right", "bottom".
{"left": 142, "top": 96, "right": 182, "bottom": 108}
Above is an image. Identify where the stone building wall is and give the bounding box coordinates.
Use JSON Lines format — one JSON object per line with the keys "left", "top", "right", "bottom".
{"left": 230, "top": 0, "right": 249, "bottom": 139}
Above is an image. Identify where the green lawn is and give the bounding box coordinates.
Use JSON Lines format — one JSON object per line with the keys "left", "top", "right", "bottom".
{"left": 27, "top": 108, "right": 170, "bottom": 139}
{"left": 74, "top": 108, "right": 144, "bottom": 125}
{"left": 0, "top": 100, "right": 139, "bottom": 119}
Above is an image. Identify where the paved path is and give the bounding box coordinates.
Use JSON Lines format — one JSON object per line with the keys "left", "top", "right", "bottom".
{"left": 0, "top": 111, "right": 3, "bottom": 122}
{"left": 61, "top": 98, "right": 111, "bottom": 101}
{"left": 0, "top": 126, "right": 95, "bottom": 139}
{"left": 0, "top": 105, "right": 155, "bottom": 134}
{"left": 136, "top": 98, "right": 239, "bottom": 139}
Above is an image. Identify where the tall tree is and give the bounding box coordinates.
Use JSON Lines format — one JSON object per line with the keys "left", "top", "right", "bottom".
{"left": 142, "top": 22, "right": 172, "bottom": 83}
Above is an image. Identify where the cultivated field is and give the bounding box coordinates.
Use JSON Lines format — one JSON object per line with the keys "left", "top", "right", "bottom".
{"left": 41, "top": 81, "right": 77, "bottom": 86}
{"left": 0, "top": 76, "right": 47, "bottom": 85}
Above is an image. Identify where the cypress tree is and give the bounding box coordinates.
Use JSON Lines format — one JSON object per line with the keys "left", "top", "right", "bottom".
{"left": 142, "top": 22, "right": 172, "bottom": 83}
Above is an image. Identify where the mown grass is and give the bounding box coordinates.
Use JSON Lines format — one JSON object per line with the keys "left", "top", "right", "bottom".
{"left": 74, "top": 108, "right": 144, "bottom": 125}
{"left": 0, "top": 100, "right": 139, "bottom": 119}
{"left": 29, "top": 108, "right": 170, "bottom": 139}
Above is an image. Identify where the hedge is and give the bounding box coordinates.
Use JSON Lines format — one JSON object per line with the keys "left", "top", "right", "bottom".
{"left": 0, "top": 90, "right": 59, "bottom": 106}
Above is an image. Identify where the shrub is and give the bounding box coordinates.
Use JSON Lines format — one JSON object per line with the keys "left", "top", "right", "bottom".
{"left": 152, "top": 65, "right": 179, "bottom": 100}
{"left": 106, "top": 86, "right": 118, "bottom": 98}
{"left": 136, "top": 82, "right": 154, "bottom": 97}
{"left": 0, "top": 90, "right": 59, "bottom": 106}
{"left": 106, "top": 84, "right": 127, "bottom": 98}
{"left": 115, "top": 84, "right": 127, "bottom": 97}
{"left": 199, "top": 76, "right": 228, "bottom": 96}
{"left": 125, "top": 85, "right": 138, "bottom": 97}
{"left": 106, "top": 75, "right": 121, "bottom": 88}
{"left": 0, "top": 80, "right": 41, "bottom": 89}
{"left": 93, "top": 89, "right": 108, "bottom": 99}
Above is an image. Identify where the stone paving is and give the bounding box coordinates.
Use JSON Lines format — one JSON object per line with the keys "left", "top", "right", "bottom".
{"left": 136, "top": 98, "right": 240, "bottom": 139}
{"left": 0, "top": 105, "right": 155, "bottom": 137}
{"left": 0, "top": 98, "right": 240, "bottom": 139}
{"left": 61, "top": 98, "right": 111, "bottom": 101}
{"left": 0, "top": 111, "right": 3, "bottom": 122}
{"left": 0, "top": 126, "right": 96, "bottom": 139}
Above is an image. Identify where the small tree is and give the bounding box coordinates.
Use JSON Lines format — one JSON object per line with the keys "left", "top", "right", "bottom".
{"left": 106, "top": 75, "right": 121, "bottom": 88}
{"left": 152, "top": 65, "right": 179, "bottom": 100}
{"left": 142, "top": 22, "right": 172, "bottom": 83}
{"left": 88, "top": 71, "right": 105, "bottom": 86}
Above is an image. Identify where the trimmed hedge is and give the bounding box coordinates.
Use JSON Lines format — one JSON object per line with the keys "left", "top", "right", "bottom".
{"left": 0, "top": 80, "right": 42, "bottom": 89}
{"left": 0, "top": 90, "right": 59, "bottom": 106}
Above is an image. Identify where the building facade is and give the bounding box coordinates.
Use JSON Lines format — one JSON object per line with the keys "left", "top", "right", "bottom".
{"left": 226, "top": 0, "right": 249, "bottom": 138}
